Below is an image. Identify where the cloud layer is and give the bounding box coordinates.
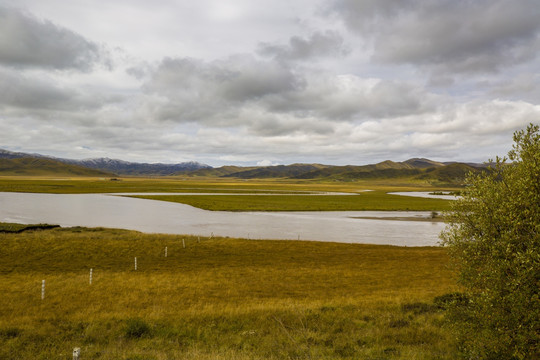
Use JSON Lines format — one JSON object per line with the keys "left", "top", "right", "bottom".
{"left": 0, "top": 1, "right": 538, "bottom": 166}
{"left": 0, "top": 6, "right": 107, "bottom": 70}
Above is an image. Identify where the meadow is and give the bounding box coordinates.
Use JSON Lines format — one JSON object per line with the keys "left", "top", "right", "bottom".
{"left": 0, "top": 176, "right": 454, "bottom": 212}
{"left": 0, "top": 225, "right": 459, "bottom": 359}
{"left": 131, "top": 192, "right": 450, "bottom": 212}
{"left": 0, "top": 175, "right": 458, "bottom": 194}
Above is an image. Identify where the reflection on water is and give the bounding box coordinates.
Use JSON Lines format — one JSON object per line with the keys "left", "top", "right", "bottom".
{"left": 0, "top": 192, "right": 446, "bottom": 246}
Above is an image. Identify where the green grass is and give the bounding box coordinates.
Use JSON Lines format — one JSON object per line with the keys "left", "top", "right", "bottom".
{"left": 0, "top": 176, "right": 453, "bottom": 211}
{"left": 0, "top": 222, "right": 60, "bottom": 233}
{"left": 0, "top": 225, "right": 458, "bottom": 359}
{"left": 132, "top": 191, "right": 451, "bottom": 211}
{"left": 0, "top": 176, "right": 461, "bottom": 194}
{"left": 0, "top": 158, "right": 114, "bottom": 177}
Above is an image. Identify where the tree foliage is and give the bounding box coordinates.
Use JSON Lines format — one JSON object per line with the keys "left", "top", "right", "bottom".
{"left": 441, "top": 124, "right": 540, "bottom": 359}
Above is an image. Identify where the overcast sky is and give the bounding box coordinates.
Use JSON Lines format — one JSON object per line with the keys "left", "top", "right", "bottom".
{"left": 1, "top": 0, "right": 539, "bottom": 166}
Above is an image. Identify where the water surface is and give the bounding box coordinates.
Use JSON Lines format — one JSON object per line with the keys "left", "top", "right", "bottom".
{"left": 0, "top": 192, "right": 446, "bottom": 246}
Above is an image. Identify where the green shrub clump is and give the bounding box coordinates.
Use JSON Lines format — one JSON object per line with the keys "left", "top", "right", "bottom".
{"left": 442, "top": 124, "right": 540, "bottom": 359}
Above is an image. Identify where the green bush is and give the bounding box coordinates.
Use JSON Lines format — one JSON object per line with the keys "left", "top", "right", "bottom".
{"left": 441, "top": 124, "right": 540, "bottom": 359}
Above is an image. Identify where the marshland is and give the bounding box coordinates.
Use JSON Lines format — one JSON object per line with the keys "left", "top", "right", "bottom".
{"left": 0, "top": 176, "right": 460, "bottom": 359}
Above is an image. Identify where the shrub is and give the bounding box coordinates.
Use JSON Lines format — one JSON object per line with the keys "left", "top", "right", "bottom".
{"left": 441, "top": 124, "right": 540, "bottom": 359}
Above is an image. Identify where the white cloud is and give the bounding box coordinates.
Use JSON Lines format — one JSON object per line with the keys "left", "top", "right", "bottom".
{"left": 256, "top": 159, "right": 279, "bottom": 166}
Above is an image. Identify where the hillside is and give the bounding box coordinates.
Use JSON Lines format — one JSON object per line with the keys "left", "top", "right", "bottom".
{"left": 0, "top": 149, "right": 210, "bottom": 176}
{"left": 0, "top": 158, "right": 115, "bottom": 177}
{"left": 186, "top": 165, "right": 258, "bottom": 177}
{"left": 61, "top": 158, "right": 210, "bottom": 176}
{"left": 222, "top": 164, "right": 330, "bottom": 179}
{"left": 188, "top": 158, "right": 484, "bottom": 185}
{"left": 417, "top": 163, "right": 483, "bottom": 184}
{"left": 0, "top": 148, "right": 484, "bottom": 184}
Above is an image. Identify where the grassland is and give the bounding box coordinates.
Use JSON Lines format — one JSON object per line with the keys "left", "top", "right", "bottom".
{"left": 0, "top": 158, "right": 114, "bottom": 177}
{"left": 0, "top": 176, "right": 455, "bottom": 212}
{"left": 0, "top": 222, "right": 60, "bottom": 233}
{"left": 133, "top": 192, "right": 451, "bottom": 211}
{"left": 0, "top": 176, "right": 460, "bottom": 194}
{"left": 0, "top": 225, "right": 458, "bottom": 359}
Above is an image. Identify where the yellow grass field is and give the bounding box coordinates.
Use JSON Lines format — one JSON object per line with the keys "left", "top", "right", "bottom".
{"left": 0, "top": 226, "right": 459, "bottom": 359}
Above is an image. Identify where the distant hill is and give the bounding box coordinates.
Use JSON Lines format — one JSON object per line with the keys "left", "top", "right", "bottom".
{"left": 222, "top": 164, "right": 330, "bottom": 179}
{"left": 0, "top": 158, "right": 115, "bottom": 177}
{"left": 188, "top": 158, "right": 486, "bottom": 185}
{"left": 417, "top": 163, "right": 484, "bottom": 184}
{"left": 403, "top": 158, "right": 445, "bottom": 168}
{"left": 60, "top": 158, "right": 210, "bottom": 176}
{"left": 0, "top": 149, "right": 211, "bottom": 176}
{"left": 0, "top": 148, "right": 485, "bottom": 183}
{"left": 188, "top": 166, "right": 258, "bottom": 177}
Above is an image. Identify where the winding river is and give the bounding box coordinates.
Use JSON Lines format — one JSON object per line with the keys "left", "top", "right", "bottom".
{"left": 0, "top": 192, "right": 447, "bottom": 246}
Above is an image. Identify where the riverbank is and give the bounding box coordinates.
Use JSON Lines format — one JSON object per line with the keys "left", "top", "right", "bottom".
{"left": 0, "top": 225, "right": 458, "bottom": 359}
{"left": 0, "top": 192, "right": 446, "bottom": 245}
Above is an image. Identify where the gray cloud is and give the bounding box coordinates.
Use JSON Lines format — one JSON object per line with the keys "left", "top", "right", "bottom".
{"left": 143, "top": 55, "right": 305, "bottom": 123}
{"left": 0, "top": 68, "right": 72, "bottom": 110}
{"left": 0, "top": 6, "right": 106, "bottom": 70}
{"left": 257, "top": 30, "right": 350, "bottom": 61}
{"left": 142, "top": 50, "right": 438, "bottom": 130}
{"left": 330, "top": 0, "right": 540, "bottom": 76}
{"left": 487, "top": 73, "right": 540, "bottom": 102}
{"left": 263, "top": 75, "right": 436, "bottom": 121}
{"left": 0, "top": 67, "right": 123, "bottom": 119}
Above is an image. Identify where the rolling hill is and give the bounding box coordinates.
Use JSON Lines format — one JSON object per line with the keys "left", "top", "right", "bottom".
{"left": 188, "top": 158, "right": 485, "bottom": 184}
{"left": 0, "top": 149, "right": 211, "bottom": 176}
{"left": 0, "top": 149, "right": 485, "bottom": 183}
{"left": 0, "top": 158, "right": 116, "bottom": 177}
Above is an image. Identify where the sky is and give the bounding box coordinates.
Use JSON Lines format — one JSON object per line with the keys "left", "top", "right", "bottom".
{"left": 0, "top": 0, "right": 539, "bottom": 167}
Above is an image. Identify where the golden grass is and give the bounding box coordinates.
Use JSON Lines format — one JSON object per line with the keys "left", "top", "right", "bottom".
{"left": 132, "top": 191, "right": 451, "bottom": 211}
{"left": 0, "top": 226, "right": 458, "bottom": 359}
{"left": 0, "top": 175, "right": 460, "bottom": 194}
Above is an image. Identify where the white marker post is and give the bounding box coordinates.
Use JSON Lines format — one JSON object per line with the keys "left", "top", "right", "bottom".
{"left": 182, "top": 239, "right": 185, "bottom": 248}
{"left": 134, "top": 257, "right": 137, "bottom": 271}
{"left": 73, "top": 347, "right": 81, "bottom": 360}
{"left": 89, "top": 268, "right": 93, "bottom": 285}
{"left": 41, "top": 280, "right": 45, "bottom": 300}
{"left": 165, "top": 246, "right": 168, "bottom": 257}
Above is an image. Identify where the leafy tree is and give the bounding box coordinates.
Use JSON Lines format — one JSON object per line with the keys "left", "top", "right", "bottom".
{"left": 441, "top": 124, "right": 540, "bottom": 359}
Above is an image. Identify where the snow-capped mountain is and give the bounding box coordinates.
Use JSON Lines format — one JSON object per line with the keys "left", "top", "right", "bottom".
{"left": 0, "top": 149, "right": 211, "bottom": 176}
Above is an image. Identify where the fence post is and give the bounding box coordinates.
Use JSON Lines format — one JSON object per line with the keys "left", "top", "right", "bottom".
{"left": 134, "top": 257, "right": 137, "bottom": 271}
{"left": 41, "top": 280, "right": 45, "bottom": 300}
{"left": 73, "top": 347, "right": 80, "bottom": 360}
{"left": 89, "top": 268, "right": 93, "bottom": 285}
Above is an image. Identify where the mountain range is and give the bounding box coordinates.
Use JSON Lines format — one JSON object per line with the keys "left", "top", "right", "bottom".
{"left": 0, "top": 149, "right": 211, "bottom": 176}
{"left": 0, "top": 148, "right": 486, "bottom": 183}
{"left": 188, "top": 159, "right": 486, "bottom": 184}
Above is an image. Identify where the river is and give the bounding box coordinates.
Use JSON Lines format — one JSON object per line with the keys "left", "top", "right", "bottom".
{"left": 0, "top": 192, "right": 447, "bottom": 246}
